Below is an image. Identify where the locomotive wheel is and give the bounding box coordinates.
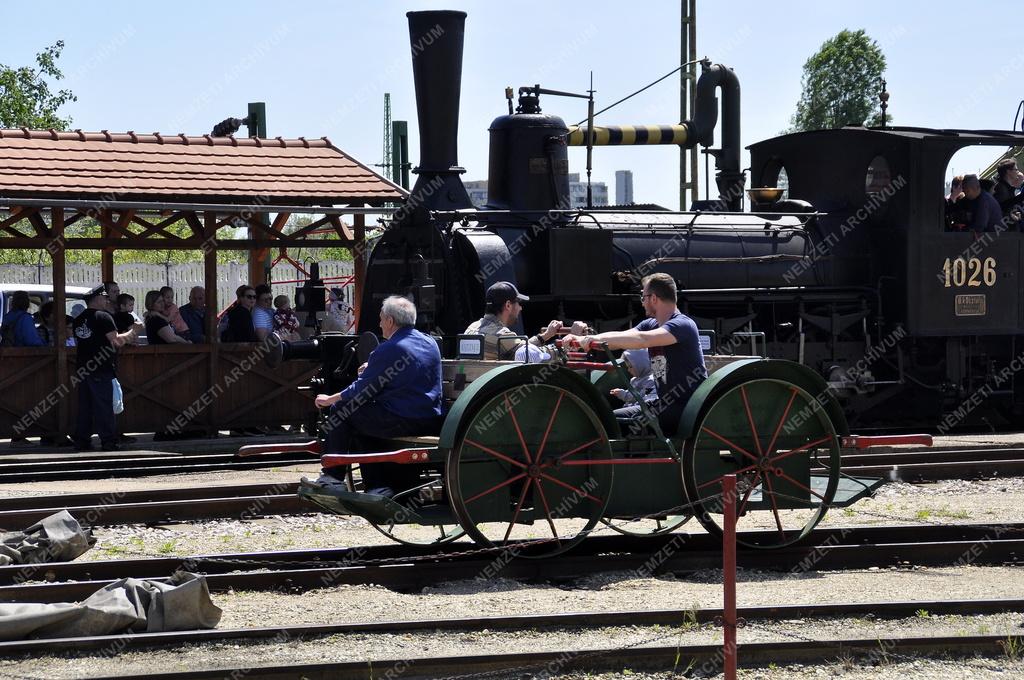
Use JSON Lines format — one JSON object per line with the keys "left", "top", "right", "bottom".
{"left": 600, "top": 513, "right": 691, "bottom": 537}
{"left": 343, "top": 465, "right": 465, "bottom": 547}
{"left": 446, "top": 383, "right": 613, "bottom": 558}
{"left": 682, "top": 378, "right": 839, "bottom": 549}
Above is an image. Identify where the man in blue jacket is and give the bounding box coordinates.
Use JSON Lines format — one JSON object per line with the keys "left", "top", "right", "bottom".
{"left": 314, "top": 295, "right": 442, "bottom": 496}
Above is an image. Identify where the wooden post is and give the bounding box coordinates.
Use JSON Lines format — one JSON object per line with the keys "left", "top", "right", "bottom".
{"left": 100, "top": 220, "right": 115, "bottom": 284}
{"left": 204, "top": 211, "right": 219, "bottom": 436}
{"left": 353, "top": 212, "right": 366, "bottom": 331}
{"left": 51, "top": 208, "right": 70, "bottom": 441}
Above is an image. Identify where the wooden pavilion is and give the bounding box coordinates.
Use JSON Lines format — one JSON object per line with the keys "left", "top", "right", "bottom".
{"left": 0, "top": 128, "right": 406, "bottom": 440}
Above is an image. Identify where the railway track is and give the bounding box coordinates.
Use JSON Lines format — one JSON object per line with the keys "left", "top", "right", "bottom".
{"left": 0, "top": 444, "right": 1021, "bottom": 529}
{"left": 0, "top": 450, "right": 315, "bottom": 483}
{"left": 2, "top": 523, "right": 1021, "bottom": 603}
{"left": 78, "top": 634, "right": 1023, "bottom": 679}
{"left": 0, "top": 483, "right": 308, "bottom": 527}
{"left": 840, "top": 446, "right": 1024, "bottom": 482}
{"left": 0, "top": 596, "right": 1019, "bottom": 657}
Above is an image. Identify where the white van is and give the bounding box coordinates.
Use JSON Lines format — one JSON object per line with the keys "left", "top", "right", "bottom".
{"left": 0, "top": 284, "right": 94, "bottom": 326}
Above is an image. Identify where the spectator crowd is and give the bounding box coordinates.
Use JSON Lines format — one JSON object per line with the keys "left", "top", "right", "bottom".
{"left": 2, "top": 280, "right": 326, "bottom": 348}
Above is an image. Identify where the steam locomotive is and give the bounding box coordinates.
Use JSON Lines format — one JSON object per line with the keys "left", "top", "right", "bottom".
{"left": 327, "top": 10, "right": 1024, "bottom": 431}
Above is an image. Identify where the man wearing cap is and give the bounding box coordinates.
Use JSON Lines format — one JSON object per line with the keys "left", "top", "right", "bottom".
{"left": 72, "top": 287, "right": 142, "bottom": 451}
{"left": 463, "top": 281, "right": 567, "bottom": 360}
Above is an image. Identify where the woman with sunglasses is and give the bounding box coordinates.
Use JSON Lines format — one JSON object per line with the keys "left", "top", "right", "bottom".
{"left": 220, "top": 285, "right": 258, "bottom": 343}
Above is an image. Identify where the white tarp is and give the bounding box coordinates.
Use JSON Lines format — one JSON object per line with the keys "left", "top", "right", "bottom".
{"left": 0, "top": 510, "right": 94, "bottom": 566}
{"left": 0, "top": 571, "right": 222, "bottom": 640}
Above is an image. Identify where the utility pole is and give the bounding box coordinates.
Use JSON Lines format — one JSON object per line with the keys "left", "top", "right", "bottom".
{"left": 382, "top": 93, "right": 393, "bottom": 180}
{"left": 680, "top": 0, "right": 698, "bottom": 210}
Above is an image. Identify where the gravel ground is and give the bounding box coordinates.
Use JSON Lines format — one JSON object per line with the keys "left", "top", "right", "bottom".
{"left": 1, "top": 609, "right": 1022, "bottom": 678}
{"left": 57, "top": 475, "right": 1024, "bottom": 562}
{"left": 1, "top": 435, "right": 1023, "bottom": 677}
{"left": 3, "top": 563, "right": 1024, "bottom": 677}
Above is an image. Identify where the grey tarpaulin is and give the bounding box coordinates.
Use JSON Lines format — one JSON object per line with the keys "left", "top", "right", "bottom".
{"left": 0, "top": 571, "right": 222, "bottom": 640}
{"left": 0, "top": 510, "right": 95, "bottom": 566}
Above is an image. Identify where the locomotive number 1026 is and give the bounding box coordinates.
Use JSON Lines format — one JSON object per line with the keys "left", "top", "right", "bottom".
{"left": 941, "top": 256, "right": 997, "bottom": 288}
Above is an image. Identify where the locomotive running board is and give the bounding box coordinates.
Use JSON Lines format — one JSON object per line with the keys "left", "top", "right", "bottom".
{"left": 298, "top": 478, "right": 422, "bottom": 525}
{"left": 841, "top": 434, "right": 933, "bottom": 449}
{"left": 826, "top": 474, "right": 885, "bottom": 507}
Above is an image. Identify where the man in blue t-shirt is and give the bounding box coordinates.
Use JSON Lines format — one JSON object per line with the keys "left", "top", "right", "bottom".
{"left": 564, "top": 273, "right": 707, "bottom": 435}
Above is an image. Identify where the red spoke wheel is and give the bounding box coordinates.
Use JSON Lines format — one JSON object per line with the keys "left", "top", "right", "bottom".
{"left": 682, "top": 378, "right": 839, "bottom": 548}
{"left": 446, "top": 384, "right": 613, "bottom": 558}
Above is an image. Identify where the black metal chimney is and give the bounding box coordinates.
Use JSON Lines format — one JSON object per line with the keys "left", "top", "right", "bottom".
{"left": 406, "top": 10, "right": 472, "bottom": 211}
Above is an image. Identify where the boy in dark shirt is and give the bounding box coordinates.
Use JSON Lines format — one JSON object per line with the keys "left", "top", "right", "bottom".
{"left": 113, "top": 293, "right": 138, "bottom": 337}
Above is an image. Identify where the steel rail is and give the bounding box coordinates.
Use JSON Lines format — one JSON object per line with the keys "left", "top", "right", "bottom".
{"left": 0, "top": 483, "right": 301, "bottom": 511}
{"left": 5, "top": 522, "right": 1019, "bottom": 586}
{"left": 841, "top": 447, "right": 1024, "bottom": 464}
{"left": 2, "top": 525, "right": 1021, "bottom": 603}
{"left": 0, "top": 453, "right": 315, "bottom": 483}
{"left": 0, "top": 598, "right": 1020, "bottom": 656}
{"left": 0, "top": 494, "right": 312, "bottom": 528}
{"left": 841, "top": 459, "right": 1024, "bottom": 482}
{"left": 82, "top": 635, "right": 1019, "bottom": 680}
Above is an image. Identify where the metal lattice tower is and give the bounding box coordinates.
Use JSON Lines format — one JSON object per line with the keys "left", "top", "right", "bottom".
{"left": 382, "top": 93, "right": 393, "bottom": 181}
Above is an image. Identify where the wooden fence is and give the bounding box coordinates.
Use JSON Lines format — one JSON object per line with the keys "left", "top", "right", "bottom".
{"left": 0, "top": 344, "right": 320, "bottom": 439}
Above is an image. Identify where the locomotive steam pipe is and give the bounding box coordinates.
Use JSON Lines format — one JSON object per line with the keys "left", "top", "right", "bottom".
{"left": 566, "top": 63, "right": 744, "bottom": 210}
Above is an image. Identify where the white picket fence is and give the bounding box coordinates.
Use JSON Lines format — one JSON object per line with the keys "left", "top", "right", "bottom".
{"left": 0, "top": 260, "right": 355, "bottom": 312}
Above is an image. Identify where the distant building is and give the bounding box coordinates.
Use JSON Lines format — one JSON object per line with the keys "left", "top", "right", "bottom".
{"left": 461, "top": 175, "right": 609, "bottom": 208}
{"left": 464, "top": 179, "right": 488, "bottom": 207}
{"left": 567, "top": 173, "right": 608, "bottom": 208}
{"left": 615, "top": 170, "right": 634, "bottom": 205}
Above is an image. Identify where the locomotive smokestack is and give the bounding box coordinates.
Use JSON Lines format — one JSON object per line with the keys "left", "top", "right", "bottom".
{"left": 406, "top": 10, "right": 472, "bottom": 211}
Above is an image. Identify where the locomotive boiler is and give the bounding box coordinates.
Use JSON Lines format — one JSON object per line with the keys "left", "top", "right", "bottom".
{"left": 351, "top": 9, "right": 1024, "bottom": 431}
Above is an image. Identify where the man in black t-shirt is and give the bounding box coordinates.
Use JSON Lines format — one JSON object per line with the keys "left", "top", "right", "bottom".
{"left": 564, "top": 273, "right": 707, "bottom": 436}
{"left": 72, "top": 288, "right": 142, "bottom": 451}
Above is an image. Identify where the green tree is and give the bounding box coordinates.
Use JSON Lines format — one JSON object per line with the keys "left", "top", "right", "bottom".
{"left": 0, "top": 41, "right": 76, "bottom": 129}
{"left": 789, "top": 30, "right": 888, "bottom": 132}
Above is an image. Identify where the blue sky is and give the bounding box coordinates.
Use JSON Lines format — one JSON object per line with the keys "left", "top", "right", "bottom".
{"left": 4, "top": 1, "right": 1016, "bottom": 208}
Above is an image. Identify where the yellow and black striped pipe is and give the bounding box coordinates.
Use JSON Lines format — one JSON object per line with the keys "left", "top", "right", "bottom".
{"left": 566, "top": 124, "right": 689, "bottom": 146}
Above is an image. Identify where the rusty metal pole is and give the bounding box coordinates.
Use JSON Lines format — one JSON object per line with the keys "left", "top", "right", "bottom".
{"left": 722, "top": 473, "right": 737, "bottom": 680}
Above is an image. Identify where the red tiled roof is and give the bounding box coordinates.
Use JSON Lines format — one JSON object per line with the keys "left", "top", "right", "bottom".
{"left": 0, "top": 129, "right": 407, "bottom": 204}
